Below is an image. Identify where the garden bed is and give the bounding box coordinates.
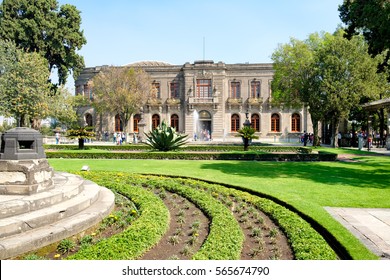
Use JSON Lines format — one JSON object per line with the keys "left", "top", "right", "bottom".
{"left": 20, "top": 173, "right": 338, "bottom": 260}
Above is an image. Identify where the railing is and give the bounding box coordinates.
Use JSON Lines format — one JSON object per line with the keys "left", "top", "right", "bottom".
{"left": 188, "top": 97, "right": 217, "bottom": 104}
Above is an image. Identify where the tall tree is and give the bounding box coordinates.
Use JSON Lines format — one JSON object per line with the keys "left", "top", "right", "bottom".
{"left": 0, "top": 47, "right": 51, "bottom": 127}
{"left": 272, "top": 31, "right": 387, "bottom": 147}
{"left": 91, "top": 66, "right": 152, "bottom": 135}
{"left": 339, "top": 0, "right": 390, "bottom": 67}
{"left": 271, "top": 33, "right": 325, "bottom": 146}
{"left": 339, "top": 0, "right": 390, "bottom": 141}
{"left": 0, "top": 0, "right": 87, "bottom": 85}
{"left": 316, "top": 31, "right": 386, "bottom": 147}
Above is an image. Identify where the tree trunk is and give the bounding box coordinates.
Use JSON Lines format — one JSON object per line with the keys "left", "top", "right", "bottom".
{"left": 311, "top": 117, "right": 321, "bottom": 146}
{"left": 78, "top": 138, "right": 85, "bottom": 150}
{"left": 331, "top": 117, "right": 340, "bottom": 148}
{"left": 243, "top": 137, "right": 249, "bottom": 151}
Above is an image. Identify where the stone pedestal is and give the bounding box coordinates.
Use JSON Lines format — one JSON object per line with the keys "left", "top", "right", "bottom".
{"left": 0, "top": 159, "right": 54, "bottom": 195}
{"left": 0, "top": 127, "right": 53, "bottom": 195}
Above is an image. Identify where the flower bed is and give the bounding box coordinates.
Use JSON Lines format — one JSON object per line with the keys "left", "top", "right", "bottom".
{"left": 66, "top": 173, "right": 337, "bottom": 260}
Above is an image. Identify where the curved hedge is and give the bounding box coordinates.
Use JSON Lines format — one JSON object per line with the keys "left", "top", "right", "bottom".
{"left": 68, "top": 172, "right": 337, "bottom": 260}
{"left": 68, "top": 176, "right": 170, "bottom": 260}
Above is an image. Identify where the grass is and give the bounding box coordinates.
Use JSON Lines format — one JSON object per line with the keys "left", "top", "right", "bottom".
{"left": 48, "top": 147, "right": 390, "bottom": 260}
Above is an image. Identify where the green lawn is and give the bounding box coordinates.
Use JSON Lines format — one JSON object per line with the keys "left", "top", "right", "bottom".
{"left": 48, "top": 148, "right": 390, "bottom": 260}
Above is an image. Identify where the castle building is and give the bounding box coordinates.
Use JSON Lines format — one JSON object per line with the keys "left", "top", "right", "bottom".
{"left": 75, "top": 60, "right": 312, "bottom": 142}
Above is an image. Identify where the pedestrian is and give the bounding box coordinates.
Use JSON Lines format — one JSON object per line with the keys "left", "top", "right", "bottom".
{"left": 55, "top": 131, "right": 60, "bottom": 144}
{"left": 113, "top": 132, "right": 117, "bottom": 144}
{"left": 303, "top": 131, "right": 308, "bottom": 146}
{"left": 337, "top": 132, "right": 342, "bottom": 148}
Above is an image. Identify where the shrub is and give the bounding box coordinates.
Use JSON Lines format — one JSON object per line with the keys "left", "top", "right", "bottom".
{"left": 144, "top": 120, "right": 188, "bottom": 151}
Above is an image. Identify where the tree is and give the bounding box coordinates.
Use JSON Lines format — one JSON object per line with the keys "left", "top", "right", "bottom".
{"left": 315, "top": 31, "right": 387, "bottom": 147}
{"left": 66, "top": 126, "right": 95, "bottom": 150}
{"left": 0, "top": 45, "right": 51, "bottom": 127}
{"left": 271, "top": 31, "right": 387, "bottom": 147}
{"left": 271, "top": 34, "right": 325, "bottom": 146}
{"left": 47, "top": 86, "right": 79, "bottom": 128}
{"left": 339, "top": 0, "right": 390, "bottom": 69}
{"left": 91, "top": 66, "right": 152, "bottom": 135}
{"left": 235, "top": 126, "right": 259, "bottom": 151}
{"left": 0, "top": 0, "right": 86, "bottom": 85}
{"left": 339, "top": 0, "right": 390, "bottom": 141}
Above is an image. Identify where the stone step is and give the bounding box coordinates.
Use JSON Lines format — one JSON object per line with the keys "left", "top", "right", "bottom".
{"left": 0, "top": 179, "right": 101, "bottom": 239}
{"left": 0, "top": 185, "right": 115, "bottom": 259}
{"left": 0, "top": 172, "right": 84, "bottom": 219}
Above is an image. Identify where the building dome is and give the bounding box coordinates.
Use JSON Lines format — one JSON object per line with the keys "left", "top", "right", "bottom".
{"left": 125, "top": 61, "right": 172, "bottom": 67}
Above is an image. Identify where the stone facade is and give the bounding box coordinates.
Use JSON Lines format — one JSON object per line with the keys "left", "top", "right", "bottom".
{"left": 75, "top": 60, "right": 313, "bottom": 142}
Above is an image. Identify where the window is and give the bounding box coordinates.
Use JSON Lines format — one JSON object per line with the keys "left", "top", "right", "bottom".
{"left": 230, "top": 81, "right": 241, "bottom": 98}
{"left": 115, "top": 114, "right": 123, "bottom": 132}
{"left": 170, "top": 82, "right": 179, "bottom": 98}
{"left": 152, "top": 114, "right": 160, "bottom": 130}
{"left": 271, "top": 113, "right": 280, "bottom": 132}
{"left": 250, "top": 81, "right": 261, "bottom": 98}
{"left": 196, "top": 79, "right": 212, "bottom": 98}
{"left": 170, "top": 114, "right": 179, "bottom": 131}
{"left": 251, "top": 114, "right": 260, "bottom": 132}
{"left": 152, "top": 82, "right": 160, "bottom": 98}
{"left": 231, "top": 114, "right": 240, "bottom": 132}
{"left": 133, "top": 114, "right": 141, "bottom": 132}
{"left": 83, "top": 84, "right": 93, "bottom": 100}
{"left": 291, "top": 113, "right": 301, "bottom": 132}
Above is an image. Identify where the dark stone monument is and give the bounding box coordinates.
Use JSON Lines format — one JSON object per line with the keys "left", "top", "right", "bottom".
{"left": 0, "top": 127, "right": 54, "bottom": 195}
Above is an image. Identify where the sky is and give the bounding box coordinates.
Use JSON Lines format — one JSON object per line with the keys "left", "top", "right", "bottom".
{"left": 56, "top": 0, "right": 345, "bottom": 90}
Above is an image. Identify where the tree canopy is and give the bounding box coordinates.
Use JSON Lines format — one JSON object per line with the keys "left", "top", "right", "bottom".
{"left": 272, "top": 30, "right": 388, "bottom": 147}
{"left": 0, "top": 39, "right": 78, "bottom": 128}
{"left": 0, "top": 0, "right": 87, "bottom": 85}
{"left": 339, "top": 0, "right": 390, "bottom": 72}
{"left": 0, "top": 41, "right": 51, "bottom": 127}
{"left": 91, "top": 66, "right": 152, "bottom": 134}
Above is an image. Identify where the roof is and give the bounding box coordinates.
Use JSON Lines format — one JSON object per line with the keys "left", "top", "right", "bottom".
{"left": 125, "top": 61, "right": 172, "bottom": 67}
{"left": 362, "top": 97, "right": 390, "bottom": 110}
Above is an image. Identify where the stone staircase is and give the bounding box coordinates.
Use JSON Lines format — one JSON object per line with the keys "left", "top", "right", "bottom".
{"left": 0, "top": 172, "right": 115, "bottom": 259}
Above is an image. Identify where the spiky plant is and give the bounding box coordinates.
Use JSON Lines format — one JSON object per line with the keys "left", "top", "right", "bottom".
{"left": 145, "top": 120, "right": 188, "bottom": 151}
{"left": 235, "top": 126, "right": 259, "bottom": 151}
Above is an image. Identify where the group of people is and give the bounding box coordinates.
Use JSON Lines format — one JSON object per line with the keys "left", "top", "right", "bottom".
{"left": 301, "top": 131, "right": 314, "bottom": 146}
{"left": 113, "top": 131, "right": 126, "bottom": 145}
{"left": 194, "top": 129, "right": 211, "bottom": 141}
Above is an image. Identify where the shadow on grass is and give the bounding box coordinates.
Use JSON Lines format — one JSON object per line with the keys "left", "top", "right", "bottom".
{"left": 200, "top": 158, "right": 390, "bottom": 189}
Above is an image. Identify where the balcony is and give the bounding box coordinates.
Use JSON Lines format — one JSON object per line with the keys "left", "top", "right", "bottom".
{"left": 247, "top": 97, "right": 263, "bottom": 105}
{"left": 227, "top": 97, "right": 243, "bottom": 104}
{"left": 188, "top": 97, "right": 218, "bottom": 104}
{"left": 147, "top": 97, "right": 163, "bottom": 106}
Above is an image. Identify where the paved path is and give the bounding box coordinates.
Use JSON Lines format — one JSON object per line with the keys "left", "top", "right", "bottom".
{"left": 326, "top": 207, "right": 390, "bottom": 260}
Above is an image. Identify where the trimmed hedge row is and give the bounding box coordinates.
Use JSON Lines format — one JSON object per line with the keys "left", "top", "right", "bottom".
{"left": 44, "top": 144, "right": 312, "bottom": 153}
{"left": 45, "top": 150, "right": 337, "bottom": 161}
{"left": 68, "top": 177, "right": 170, "bottom": 260}
{"left": 177, "top": 178, "right": 338, "bottom": 260}
{"left": 141, "top": 176, "right": 244, "bottom": 260}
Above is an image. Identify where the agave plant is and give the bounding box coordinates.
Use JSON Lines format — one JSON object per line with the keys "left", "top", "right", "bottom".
{"left": 145, "top": 120, "right": 188, "bottom": 151}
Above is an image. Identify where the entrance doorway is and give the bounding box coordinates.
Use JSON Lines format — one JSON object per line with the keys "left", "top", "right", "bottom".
{"left": 198, "top": 110, "right": 212, "bottom": 140}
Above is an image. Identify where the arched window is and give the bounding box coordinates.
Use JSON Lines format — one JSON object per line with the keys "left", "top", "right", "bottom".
{"left": 152, "top": 114, "right": 160, "bottom": 130}
{"left": 251, "top": 113, "right": 260, "bottom": 132}
{"left": 115, "top": 114, "right": 123, "bottom": 132}
{"left": 231, "top": 114, "right": 240, "bottom": 132}
{"left": 171, "top": 114, "right": 179, "bottom": 131}
{"left": 291, "top": 113, "right": 301, "bottom": 132}
{"left": 85, "top": 113, "right": 93, "bottom": 127}
{"left": 133, "top": 114, "right": 141, "bottom": 132}
{"left": 271, "top": 113, "right": 280, "bottom": 132}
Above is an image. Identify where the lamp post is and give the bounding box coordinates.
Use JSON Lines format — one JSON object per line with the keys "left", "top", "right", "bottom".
{"left": 243, "top": 110, "right": 251, "bottom": 128}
